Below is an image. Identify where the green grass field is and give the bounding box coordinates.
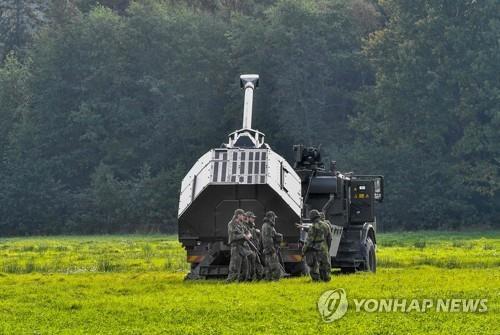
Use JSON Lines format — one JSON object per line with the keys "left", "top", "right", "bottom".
{"left": 0, "top": 232, "right": 498, "bottom": 334}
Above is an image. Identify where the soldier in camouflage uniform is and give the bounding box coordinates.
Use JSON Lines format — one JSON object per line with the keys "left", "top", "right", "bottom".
{"left": 303, "top": 209, "right": 332, "bottom": 282}
{"left": 226, "top": 209, "right": 252, "bottom": 283}
{"left": 245, "top": 211, "right": 264, "bottom": 280}
{"left": 261, "top": 211, "right": 283, "bottom": 281}
{"left": 239, "top": 213, "right": 256, "bottom": 281}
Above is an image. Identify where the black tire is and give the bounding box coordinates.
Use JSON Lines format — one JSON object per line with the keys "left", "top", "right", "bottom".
{"left": 285, "top": 260, "right": 308, "bottom": 276}
{"left": 340, "top": 267, "right": 356, "bottom": 274}
{"left": 364, "top": 237, "right": 376, "bottom": 273}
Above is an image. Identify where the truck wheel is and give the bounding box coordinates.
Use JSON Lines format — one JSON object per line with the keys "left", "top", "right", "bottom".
{"left": 340, "top": 267, "right": 356, "bottom": 274}
{"left": 364, "top": 237, "right": 376, "bottom": 273}
{"left": 286, "top": 260, "right": 308, "bottom": 276}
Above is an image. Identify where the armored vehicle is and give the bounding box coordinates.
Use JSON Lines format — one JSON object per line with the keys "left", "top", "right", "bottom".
{"left": 178, "top": 74, "right": 383, "bottom": 279}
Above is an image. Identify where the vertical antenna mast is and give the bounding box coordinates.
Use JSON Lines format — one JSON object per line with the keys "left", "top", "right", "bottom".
{"left": 240, "top": 74, "right": 259, "bottom": 129}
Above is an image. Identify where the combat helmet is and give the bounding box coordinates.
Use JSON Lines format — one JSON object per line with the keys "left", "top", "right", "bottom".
{"left": 234, "top": 208, "right": 245, "bottom": 216}
{"left": 245, "top": 211, "right": 256, "bottom": 218}
{"left": 309, "top": 209, "right": 321, "bottom": 221}
{"left": 265, "top": 211, "right": 277, "bottom": 219}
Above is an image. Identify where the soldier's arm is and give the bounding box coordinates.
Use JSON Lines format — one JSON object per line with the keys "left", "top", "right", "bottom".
{"left": 231, "top": 224, "right": 247, "bottom": 241}
{"left": 304, "top": 225, "right": 315, "bottom": 248}
{"left": 325, "top": 224, "right": 332, "bottom": 249}
{"left": 302, "top": 225, "right": 313, "bottom": 254}
{"left": 261, "top": 225, "right": 274, "bottom": 251}
{"left": 273, "top": 228, "right": 283, "bottom": 244}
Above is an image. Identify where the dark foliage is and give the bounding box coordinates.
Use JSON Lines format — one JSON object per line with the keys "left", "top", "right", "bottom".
{"left": 0, "top": 0, "right": 498, "bottom": 235}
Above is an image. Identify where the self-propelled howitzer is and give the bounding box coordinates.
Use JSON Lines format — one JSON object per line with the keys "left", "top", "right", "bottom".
{"left": 178, "top": 74, "right": 384, "bottom": 279}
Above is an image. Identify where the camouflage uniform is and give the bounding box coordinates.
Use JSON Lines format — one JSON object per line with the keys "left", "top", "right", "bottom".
{"left": 320, "top": 212, "right": 333, "bottom": 251}
{"left": 303, "top": 210, "right": 332, "bottom": 282}
{"left": 240, "top": 216, "right": 257, "bottom": 281}
{"left": 245, "top": 211, "right": 264, "bottom": 280}
{"left": 261, "top": 211, "right": 283, "bottom": 281}
{"left": 252, "top": 227, "right": 265, "bottom": 280}
{"left": 320, "top": 212, "right": 333, "bottom": 232}
{"left": 227, "top": 209, "right": 252, "bottom": 282}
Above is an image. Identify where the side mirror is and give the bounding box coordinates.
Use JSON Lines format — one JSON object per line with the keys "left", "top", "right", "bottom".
{"left": 374, "top": 176, "right": 384, "bottom": 202}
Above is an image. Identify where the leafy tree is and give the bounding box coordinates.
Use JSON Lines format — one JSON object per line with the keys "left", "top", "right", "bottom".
{"left": 0, "top": 53, "right": 30, "bottom": 158}
{"left": 0, "top": 0, "right": 49, "bottom": 61}
{"left": 353, "top": 0, "right": 500, "bottom": 229}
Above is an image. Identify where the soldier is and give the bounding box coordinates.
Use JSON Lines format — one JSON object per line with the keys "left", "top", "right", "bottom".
{"left": 226, "top": 209, "right": 252, "bottom": 283}
{"left": 245, "top": 211, "right": 264, "bottom": 280}
{"left": 245, "top": 211, "right": 260, "bottom": 246}
{"left": 303, "top": 209, "right": 332, "bottom": 282}
{"left": 239, "top": 212, "right": 255, "bottom": 281}
{"left": 261, "top": 211, "right": 283, "bottom": 281}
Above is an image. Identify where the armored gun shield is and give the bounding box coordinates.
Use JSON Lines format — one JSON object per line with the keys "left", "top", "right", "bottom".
{"left": 178, "top": 147, "right": 302, "bottom": 245}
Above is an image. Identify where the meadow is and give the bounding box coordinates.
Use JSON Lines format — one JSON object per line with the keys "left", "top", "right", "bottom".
{"left": 0, "top": 231, "right": 498, "bottom": 334}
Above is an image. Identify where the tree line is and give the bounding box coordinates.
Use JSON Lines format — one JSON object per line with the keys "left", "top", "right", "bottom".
{"left": 0, "top": 0, "right": 498, "bottom": 235}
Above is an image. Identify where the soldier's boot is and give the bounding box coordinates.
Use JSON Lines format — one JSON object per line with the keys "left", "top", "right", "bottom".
{"left": 273, "top": 269, "right": 281, "bottom": 281}
{"left": 310, "top": 263, "right": 321, "bottom": 281}
{"left": 319, "top": 254, "right": 331, "bottom": 282}
{"left": 256, "top": 266, "right": 264, "bottom": 280}
{"left": 264, "top": 267, "right": 272, "bottom": 281}
{"left": 264, "top": 265, "right": 280, "bottom": 281}
{"left": 310, "top": 270, "right": 320, "bottom": 281}
{"left": 270, "top": 254, "right": 282, "bottom": 281}
{"left": 319, "top": 269, "right": 331, "bottom": 282}
{"left": 255, "top": 258, "right": 264, "bottom": 280}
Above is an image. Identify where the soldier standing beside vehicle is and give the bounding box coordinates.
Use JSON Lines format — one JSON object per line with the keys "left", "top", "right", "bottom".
{"left": 261, "top": 211, "right": 283, "bottom": 281}
{"left": 245, "top": 211, "right": 264, "bottom": 280}
{"left": 303, "top": 209, "right": 332, "bottom": 282}
{"left": 240, "top": 212, "right": 256, "bottom": 281}
{"left": 227, "top": 209, "right": 252, "bottom": 283}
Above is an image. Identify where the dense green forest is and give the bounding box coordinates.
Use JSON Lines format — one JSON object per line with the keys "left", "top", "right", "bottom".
{"left": 0, "top": 0, "right": 498, "bottom": 235}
